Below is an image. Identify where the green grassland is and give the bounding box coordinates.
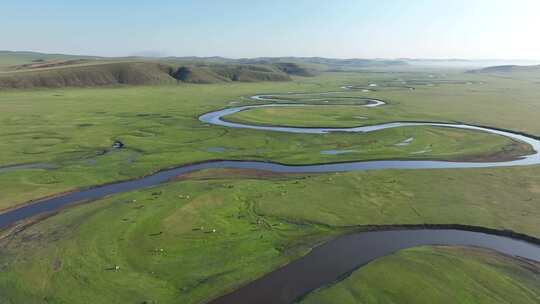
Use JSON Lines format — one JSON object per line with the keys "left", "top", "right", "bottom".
{"left": 226, "top": 103, "right": 447, "bottom": 128}
{"left": 300, "top": 246, "right": 540, "bottom": 304}
{"left": 0, "top": 173, "right": 338, "bottom": 304}
{"left": 2, "top": 68, "right": 540, "bottom": 303}
{"left": 2, "top": 164, "right": 540, "bottom": 303}
{"left": 0, "top": 75, "right": 534, "bottom": 210}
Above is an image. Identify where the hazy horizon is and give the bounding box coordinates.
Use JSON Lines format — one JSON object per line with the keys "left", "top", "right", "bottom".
{"left": 2, "top": 0, "right": 540, "bottom": 60}
{"left": 4, "top": 49, "right": 540, "bottom": 63}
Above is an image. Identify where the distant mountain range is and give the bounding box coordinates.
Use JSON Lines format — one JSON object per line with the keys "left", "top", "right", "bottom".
{"left": 2, "top": 50, "right": 539, "bottom": 89}
{"left": 0, "top": 50, "right": 327, "bottom": 89}
{"left": 0, "top": 51, "right": 414, "bottom": 89}
{"left": 0, "top": 50, "right": 408, "bottom": 72}
{"left": 3, "top": 50, "right": 540, "bottom": 71}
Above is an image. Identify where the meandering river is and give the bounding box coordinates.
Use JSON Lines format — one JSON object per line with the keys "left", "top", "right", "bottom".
{"left": 2, "top": 89, "right": 540, "bottom": 303}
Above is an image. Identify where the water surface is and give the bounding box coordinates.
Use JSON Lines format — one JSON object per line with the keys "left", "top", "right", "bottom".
{"left": 209, "top": 229, "right": 540, "bottom": 304}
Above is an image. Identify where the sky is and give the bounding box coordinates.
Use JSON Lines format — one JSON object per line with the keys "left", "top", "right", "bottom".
{"left": 1, "top": 0, "right": 540, "bottom": 59}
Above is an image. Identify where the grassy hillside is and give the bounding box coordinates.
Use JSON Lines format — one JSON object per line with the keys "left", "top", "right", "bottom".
{"left": 0, "top": 62, "right": 177, "bottom": 88}
{"left": 172, "top": 64, "right": 293, "bottom": 83}
{"left": 273, "top": 62, "right": 318, "bottom": 76}
{"left": 471, "top": 64, "right": 540, "bottom": 73}
{"left": 8, "top": 59, "right": 104, "bottom": 71}
{"left": 469, "top": 64, "right": 540, "bottom": 81}
{"left": 300, "top": 246, "right": 540, "bottom": 304}
{"left": 0, "top": 51, "right": 407, "bottom": 73}
{"left": 0, "top": 61, "right": 317, "bottom": 88}
{"left": 0, "top": 50, "right": 99, "bottom": 70}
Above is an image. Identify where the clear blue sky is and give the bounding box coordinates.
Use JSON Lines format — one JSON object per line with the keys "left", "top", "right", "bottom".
{"left": 1, "top": 0, "right": 539, "bottom": 59}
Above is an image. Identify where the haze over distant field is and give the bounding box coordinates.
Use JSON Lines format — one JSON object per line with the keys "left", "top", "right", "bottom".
{"left": 1, "top": 0, "right": 539, "bottom": 60}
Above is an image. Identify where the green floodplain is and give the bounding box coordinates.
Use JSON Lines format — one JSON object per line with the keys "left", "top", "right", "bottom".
{"left": 1, "top": 62, "right": 540, "bottom": 303}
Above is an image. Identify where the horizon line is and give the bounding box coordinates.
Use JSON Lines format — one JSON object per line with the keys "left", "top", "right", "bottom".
{"left": 2, "top": 49, "right": 540, "bottom": 63}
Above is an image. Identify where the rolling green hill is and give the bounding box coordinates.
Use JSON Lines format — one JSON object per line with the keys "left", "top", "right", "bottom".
{"left": 0, "top": 50, "right": 100, "bottom": 70}
{"left": 0, "top": 62, "right": 177, "bottom": 88}
{"left": 1, "top": 51, "right": 408, "bottom": 73}
{"left": 468, "top": 64, "right": 540, "bottom": 81}
{"left": 470, "top": 64, "right": 540, "bottom": 74}
{"left": 209, "top": 64, "right": 292, "bottom": 82}
{"left": 0, "top": 60, "right": 316, "bottom": 88}
{"left": 172, "top": 64, "right": 296, "bottom": 83}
